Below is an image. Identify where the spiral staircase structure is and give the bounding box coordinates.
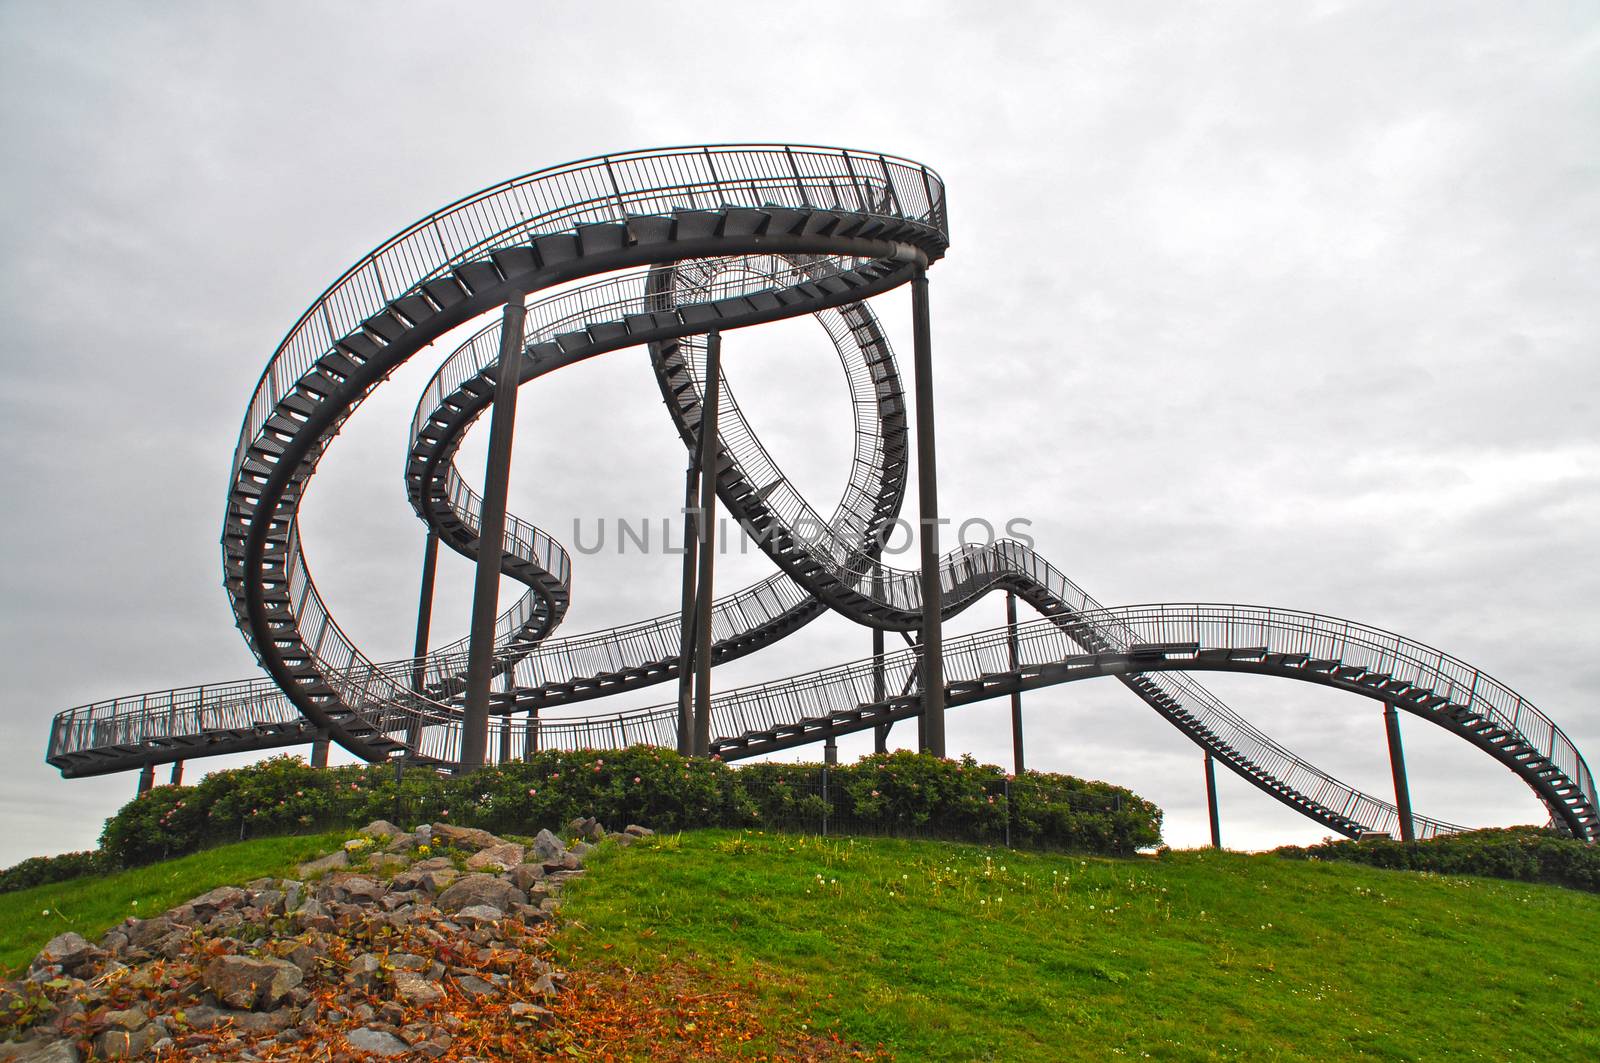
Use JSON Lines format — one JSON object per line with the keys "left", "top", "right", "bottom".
{"left": 45, "top": 145, "right": 1597, "bottom": 842}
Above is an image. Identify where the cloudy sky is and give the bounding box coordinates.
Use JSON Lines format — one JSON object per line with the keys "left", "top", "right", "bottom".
{"left": 1, "top": 1, "right": 1595, "bottom": 867}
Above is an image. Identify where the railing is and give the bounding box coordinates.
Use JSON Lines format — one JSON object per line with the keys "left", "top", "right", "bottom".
{"left": 235, "top": 144, "right": 946, "bottom": 482}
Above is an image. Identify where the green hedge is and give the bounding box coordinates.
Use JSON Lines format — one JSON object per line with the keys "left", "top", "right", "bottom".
{"left": 0, "top": 850, "right": 107, "bottom": 894}
{"left": 0, "top": 749, "right": 1161, "bottom": 884}
{"left": 1276, "top": 826, "right": 1600, "bottom": 892}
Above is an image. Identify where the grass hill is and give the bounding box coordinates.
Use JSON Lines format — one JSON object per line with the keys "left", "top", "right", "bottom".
{"left": 554, "top": 830, "right": 1600, "bottom": 1061}
{"left": 5, "top": 829, "right": 1597, "bottom": 1059}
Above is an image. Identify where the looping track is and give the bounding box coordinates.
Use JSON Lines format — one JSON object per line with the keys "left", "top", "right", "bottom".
{"left": 46, "top": 145, "right": 1597, "bottom": 842}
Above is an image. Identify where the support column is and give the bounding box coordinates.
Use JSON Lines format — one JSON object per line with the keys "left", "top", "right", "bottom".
{"left": 691, "top": 332, "right": 723, "bottom": 758}
{"left": 1383, "top": 704, "right": 1416, "bottom": 842}
{"left": 136, "top": 761, "right": 155, "bottom": 796}
{"left": 872, "top": 625, "right": 888, "bottom": 754}
{"left": 462, "top": 293, "right": 527, "bottom": 771}
{"left": 824, "top": 730, "right": 838, "bottom": 765}
{"left": 168, "top": 760, "right": 183, "bottom": 787}
{"left": 1006, "top": 591, "right": 1025, "bottom": 775}
{"left": 910, "top": 266, "right": 945, "bottom": 757}
{"left": 310, "top": 730, "right": 330, "bottom": 769}
{"left": 1204, "top": 752, "right": 1221, "bottom": 849}
{"left": 499, "top": 718, "right": 512, "bottom": 765}
{"left": 675, "top": 456, "right": 701, "bottom": 755}
{"left": 410, "top": 531, "right": 440, "bottom": 694}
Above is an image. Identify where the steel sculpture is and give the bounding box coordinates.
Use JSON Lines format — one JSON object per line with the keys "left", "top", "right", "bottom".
{"left": 43, "top": 145, "right": 1597, "bottom": 843}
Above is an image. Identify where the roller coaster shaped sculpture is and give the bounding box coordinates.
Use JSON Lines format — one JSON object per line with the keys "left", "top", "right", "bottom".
{"left": 45, "top": 144, "right": 1597, "bottom": 844}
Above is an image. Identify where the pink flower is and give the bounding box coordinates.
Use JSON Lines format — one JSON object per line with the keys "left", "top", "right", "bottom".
{"left": 633, "top": 776, "right": 641, "bottom": 784}
{"left": 870, "top": 790, "right": 880, "bottom": 798}
{"left": 527, "top": 788, "right": 537, "bottom": 797}
{"left": 440, "top": 809, "right": 449, "bottom": 817}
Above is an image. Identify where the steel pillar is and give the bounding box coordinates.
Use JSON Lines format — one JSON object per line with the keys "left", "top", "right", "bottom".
{"left": 136, "top": 761, "right": 154, "bottom": 796}
{"left": 1383, "top": 705, "right": 1416, "bottom": 842}
{"left": 824, "top": 731, "right": 838, "bottom": 765}
{"left": 675, "top": 456, "right": 701, "bottom": 755}
{"left": 872, "top": 625, "right": 888, "bottom": 754}
{"left": 310, "top": 730, "right": 330, "bottom": 769}
{"left": 1204, "top": 752, "right": 1221, "bottom": 849}
{"left": 1006, "top": 591, "right": 1025, "bottom": 775}
{"left": 910, "top": 267, "right": 945, "bottom": 757}
{"left": 410, "top": 531, "right": 440, "bottom": 694}
{"left": 462, "top": 293, "right": 527, "bottom": 771}
{"left": 168, "top": 760, "right": 183, "bottom": 787}
{"left": 691, "top": 331, "right": 723, "bottom": 758}
{"left": 499, "top": 717, "right": 512, "bottom": 765}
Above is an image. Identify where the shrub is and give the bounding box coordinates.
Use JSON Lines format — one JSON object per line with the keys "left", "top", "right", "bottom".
{"left": 94, "top": 749, "right": 1161, "bottom": 867}
{"left": 0, "top": 850, "right": 106, "bottom": 894}
{"left": 1276, "top": 826, "right": 1600, "bottom": 892}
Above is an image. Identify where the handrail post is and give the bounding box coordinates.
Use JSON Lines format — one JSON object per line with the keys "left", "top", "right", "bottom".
{"left": 692, "top": 331, "right": 724, "bottom": 758}
{"left": 1383, "top": 704, "right": 1416, "bottom": 842}
{"left": 463, "top": 292, "right": 527, "bottom": 771}
{"left": 1204, "top": 752, "right": 1221, "bottom": 848}
{"left": 910, "top": 265, "right": 946, "bottom": 757}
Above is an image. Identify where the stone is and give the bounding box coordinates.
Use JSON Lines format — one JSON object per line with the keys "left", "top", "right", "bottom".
{"left": 345, "top": 953, "right": 383, "bottom": 989}
{"left": 611, "top": 832, "right": 636, "bottom": 847}
{"left": 31, "top": 933, "right": 93, "bottom": 973}
{"left": 530, "top": 829, "right": 565, "bottom": 863}
{"left": 101, "top": 1004, "right": 148, "bottom": 1030}
{"left": 392, "top": 971, "right": 444, "bottom": 1007}
{"left": 316, "top": 873, "right": 386, "bottom": 904}
{"left": 91, "top": 1026, "right": 158, "bottom": 1060}
{"left": 188, "top": 885, "right": 248, "bottom": 917}
{"left": 385, "top": 832, "right": 418, "bottom": 852}
{"left": 389, "top": 953, "right": 429, "bottom": 971}
{"left": 251, "top": 889, "right": 286, "bottom": 915}
{"left": 464, "top": 842, "right": 524, "bottom": 872}
{"left": 346, "top": 1027, "right": 411, "bottom": 1056}
{"left": 202, "top": 955, "right": 304, "bottom": 1011}
{"left": 124, "top": 916, "right": 176, "bottom": 950}
{"left": 367, "top": 853, "right": 410, "bottom": 875}
{"left": 359, "top": 820, "right": 404, "bottom": 839}
{"left": 623, "top": 824, "right": 654, "bottom": 837}
{"left": 413, "top": 824, "right": 433, "bottom": 842}
{"left": 508, "top": 1001, "right": 554, "bottom": 1026}
{"left": 454, "top": 974, "right": 497, "bottom": 997}
{"left": 0, "top": 1042, "right": 81, "bottom": 1062}
{"left": 435, "top": 874, "right": 525, "bottom": 914}
{"left": 392, "top": 865, "right": 456, "bottom": 894}
{"left": 453, "top": 905, "right": 504, "bottom": 925}
{"left": 507, "top": 862, "right": 547, "bottom": 891}
{"left": 296, "top": 850, "right": 349, "bottom": 878}
{"left": 429, "top": 823, "right": 505, "bottom": 853}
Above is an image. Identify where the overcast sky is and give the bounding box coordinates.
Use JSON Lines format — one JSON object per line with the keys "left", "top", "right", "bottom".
{"left": 1, "top": 1, "right": 1596, "bottom": 867}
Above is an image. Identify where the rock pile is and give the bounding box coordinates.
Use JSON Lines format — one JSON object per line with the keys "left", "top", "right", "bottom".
{"left": 1, "top": 819, "right": 654, "bottom": 1061}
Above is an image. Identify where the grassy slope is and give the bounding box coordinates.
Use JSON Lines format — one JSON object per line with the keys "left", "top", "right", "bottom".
{"left": 556, "top": 831, "right": 1600, "bottom": 1062}
{"left": 0, "top": 832, "right": 345, "bottom": 974}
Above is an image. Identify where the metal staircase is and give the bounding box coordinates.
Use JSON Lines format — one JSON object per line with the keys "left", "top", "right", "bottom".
{"left": 44, "top": 145, "right": 1597, "bottom": 843}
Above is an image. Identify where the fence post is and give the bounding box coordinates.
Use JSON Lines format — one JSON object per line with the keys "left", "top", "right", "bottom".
{"left": 1004, "top": 777, "right": 1012, "bottom": 849}
{"left": 821, "top": 765, "right": 829, "bottom": 837}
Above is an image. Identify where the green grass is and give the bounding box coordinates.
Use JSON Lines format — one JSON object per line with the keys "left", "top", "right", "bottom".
{"left": 0, "top": 832, "right": 346, "bottom": 974}
{"left": 557, "top": 831, "right": 1600, "bottom": 1061}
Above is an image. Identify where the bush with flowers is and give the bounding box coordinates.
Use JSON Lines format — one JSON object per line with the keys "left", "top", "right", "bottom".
{"left": 84, "top": 747, "right": 1160, "bottom": 869}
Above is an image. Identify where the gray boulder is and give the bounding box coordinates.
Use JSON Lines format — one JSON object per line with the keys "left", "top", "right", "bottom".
{"left": 202, "top": 955, "right": 304, "bottom": 1011}
{"left": 435, "top": 873, "right": 526, "bottom": 914}
{"left": 346, "top": 1027, "right": 411, "bottom": 1056}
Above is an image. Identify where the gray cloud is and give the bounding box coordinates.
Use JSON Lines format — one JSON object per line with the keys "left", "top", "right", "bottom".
{"left": 1, "top": 1, "right": 1596, "bottom": 864}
